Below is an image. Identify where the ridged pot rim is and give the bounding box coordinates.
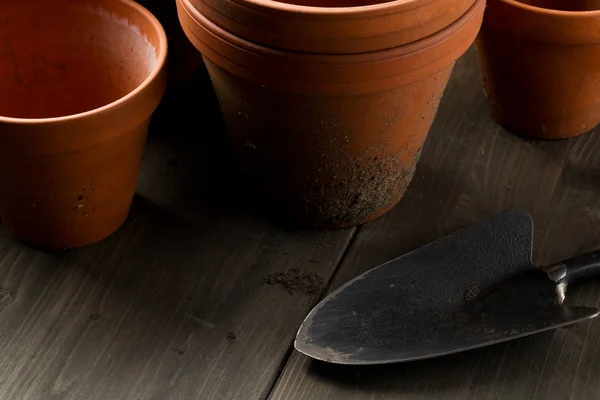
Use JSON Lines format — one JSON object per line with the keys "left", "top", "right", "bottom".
{"left": 480, "top": 0, "right": 600, "bottom": 44}
{"left": 0, "top": 0, "right": 168, "bottom": 126}
{"left": 179, "top": 0, "right": 483, "bottom": 93}
{"left": 493, "top": 0, "right": 600, "bottom": 17}
{"left": 181, "top": 0, "right": 478, "bottom": 64}
{"left": 226, "top": 0, "right": 445, "bottom": 17}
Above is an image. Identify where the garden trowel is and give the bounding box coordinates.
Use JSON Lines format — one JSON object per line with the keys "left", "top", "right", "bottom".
{"left": 295, "top": 209, "right": 600, "bottom": 365}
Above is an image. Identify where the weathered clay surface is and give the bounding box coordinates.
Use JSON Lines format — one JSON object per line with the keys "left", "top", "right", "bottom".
{"left": 206, "top": 59, "right": 453, "bottom": 227}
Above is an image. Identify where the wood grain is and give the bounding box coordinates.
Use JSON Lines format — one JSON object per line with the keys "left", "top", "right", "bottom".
{"left": 268, "top": 47, "right": 600, "bottom": 400}
{"left": 0, "top": 65, "right": 356, "bottom": 400}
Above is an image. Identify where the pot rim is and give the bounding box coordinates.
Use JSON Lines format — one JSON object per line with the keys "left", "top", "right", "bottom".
{"left": 228, "top": 0, "right": 441, "bottom": 16}
{"left": 495, "top": 0, "right": 600, "bottom": 17}
{"left": 0, "top": 0, "right": 168, "bottom": 126}
{"left": 181, "top": 0, "right": 476, "bottom": 64}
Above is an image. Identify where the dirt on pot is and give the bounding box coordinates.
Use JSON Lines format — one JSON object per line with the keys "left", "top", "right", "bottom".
{"left": 180, "top": 0, "right": 484, "bottom": 228}
{"left": 299, "top": 144, "right": 422, "bottom": 228}
{"left": 206, "top": 62, "right": 445, "bottom": 228}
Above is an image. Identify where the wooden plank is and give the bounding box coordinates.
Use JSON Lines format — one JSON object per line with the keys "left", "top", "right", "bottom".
{"left": 0, "top": 66, "right": 356, "bottom": 400}
{"left": 268, "top": 47, "right": 600, "bottom": 400}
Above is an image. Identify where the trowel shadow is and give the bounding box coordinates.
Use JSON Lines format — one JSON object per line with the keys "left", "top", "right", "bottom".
{"left": 303, "top": 330, "right": 558, "bottom": 396}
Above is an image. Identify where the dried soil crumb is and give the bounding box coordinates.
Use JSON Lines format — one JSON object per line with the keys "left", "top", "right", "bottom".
{"left": 463, "top": 284, "right": 479, "bottom": 302}
{"left": 226, "top": 331, "right": 237, "bottom": 342}
{"left": 263, "top": 268, "right": 323, "bottom": 296}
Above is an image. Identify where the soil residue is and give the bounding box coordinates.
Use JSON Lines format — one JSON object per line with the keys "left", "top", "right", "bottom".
{"left": 463, "top": 284, "right": 480, "bottom": 302}
{"left": 226, "top": 331, "right": 237, "bottom": 342}
{"left": 206, "top": 60, "right": 448, "bottom": 228}
{"left": 263, "top": 268, "right": 323, "bottom": 297}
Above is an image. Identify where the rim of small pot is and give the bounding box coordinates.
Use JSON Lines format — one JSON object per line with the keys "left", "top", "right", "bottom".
{"left": 481, "top": 0, "right": 600, "bottom": 44}
{"left": 178, "top": 0, "right": 485, "bottom": 94}
{"left": 0, "top": 0, "right": 168, "bottom": 153}
{"left": 194, "top": 0, "right": 477, "bottom": 53}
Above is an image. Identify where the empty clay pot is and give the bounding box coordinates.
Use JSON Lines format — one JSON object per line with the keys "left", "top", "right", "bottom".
{"left": 0, "top": 0, "right": 167, "bottom": 249}
{"left": 177, "top": 0, "right": 485, "bottom": 228}
{"left": 192, "top": 0, "right": 477, "bottom": 53}
{"left": 476, "top": 0, "right": 600, "bottom": 139}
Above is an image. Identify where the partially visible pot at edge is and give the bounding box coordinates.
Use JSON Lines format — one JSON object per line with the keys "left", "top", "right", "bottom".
{"left": 476, "top": 0, "right": 600, "bottom": 139}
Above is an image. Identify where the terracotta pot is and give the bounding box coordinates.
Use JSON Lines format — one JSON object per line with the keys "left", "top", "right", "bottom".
{"left": 136, "top": 0, "right": 204, "bottom": 84}
{"left": 192, "top": 0, "right": 477, "bottom": 53}
{"left": 0, "top": 0, "right": 168, "bottom": 249}
{"left": 177, "top": 0, "right": 485, "bottom": 228}
{"left": 475, "top": 0, "right": 600, "bottom": 139}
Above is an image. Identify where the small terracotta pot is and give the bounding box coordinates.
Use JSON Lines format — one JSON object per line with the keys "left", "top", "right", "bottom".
{"left": 177, "top": 0, "right": 484, "bottom": 228}
{"left": 192, "top": 0, "right": 477, "bottom": 53}
{"left": 0, "top": 0, "right": 168, "bottom": 249}
{"left": 475, "top": 0, "right": 600, "bottom": 139}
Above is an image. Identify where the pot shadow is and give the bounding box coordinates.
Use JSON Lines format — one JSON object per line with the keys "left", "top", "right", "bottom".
{"left": 143, "top": 62, "right": 243, "bottom": 216}
{"left": 492, "top": 119, "right": 600, "bottom": 196}
{"left": 560, "top": 166, "right": 600, "bottom": 191}
{"left": 144, "top": 62, "right": 340, "bottom": 234}
{"left": 556, "top": 129, "right": 600, "bottom": 193}
{"left": 516, "top": 126, "right": 600, "bottom": 260}
{"left": 10, "top": 190, "right": 287, "bottom": 352}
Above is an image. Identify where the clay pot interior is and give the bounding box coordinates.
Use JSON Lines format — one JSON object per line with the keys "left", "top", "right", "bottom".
{"left": 266, "top": 0, "right": 394, "bottom": 7}
{"left": 0, "top": 0, "right": 160, "bottom": 119}
{"left": 516, "top": 0, "right": 600, "bottom": 11}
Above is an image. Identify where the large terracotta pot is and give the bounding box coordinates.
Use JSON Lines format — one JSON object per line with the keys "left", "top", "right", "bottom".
{"left": 0, "top": 0, "right": 168, "bottom": 249}
{"left": 476, "top": 0, "right": 600, "bottom": 139}
{"left": 192, "top": 0, "right": 478, "bottom": 53}
{"left": 177, "top": 0, "right": 485, "bottom": 228}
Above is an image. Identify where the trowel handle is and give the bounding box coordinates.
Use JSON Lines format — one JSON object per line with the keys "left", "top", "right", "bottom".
{"left": 555, "top": 249, "right": 600, "bottom": 286}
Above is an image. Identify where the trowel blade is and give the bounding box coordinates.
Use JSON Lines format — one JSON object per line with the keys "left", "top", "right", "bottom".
{"left": 295, "top": 209, "right": 600, "bottom": 365}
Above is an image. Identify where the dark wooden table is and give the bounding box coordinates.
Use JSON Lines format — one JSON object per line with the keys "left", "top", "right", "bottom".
{"left": 3, "top": 47, "right": 600, "bottom": 400}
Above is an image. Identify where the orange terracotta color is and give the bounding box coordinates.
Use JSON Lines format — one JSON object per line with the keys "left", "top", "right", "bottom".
{"left": 192, "top": 0, "right": 477, "bottom": 54}
{"left": 177, "top": 0, "right": 485, "bottom": 228}
{"left": 475, "top": 0, "right": 600, "bottom": 139}
{"left": 0, "top": 0, "right": 167, "bottom": 249}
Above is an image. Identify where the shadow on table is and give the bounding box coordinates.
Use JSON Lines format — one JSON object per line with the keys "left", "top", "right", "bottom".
{"left": 142, "top": 62, "right": 317, "bottom": 233}
{"left": 303, "top": 332, "right": 556, "bottom": 396}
